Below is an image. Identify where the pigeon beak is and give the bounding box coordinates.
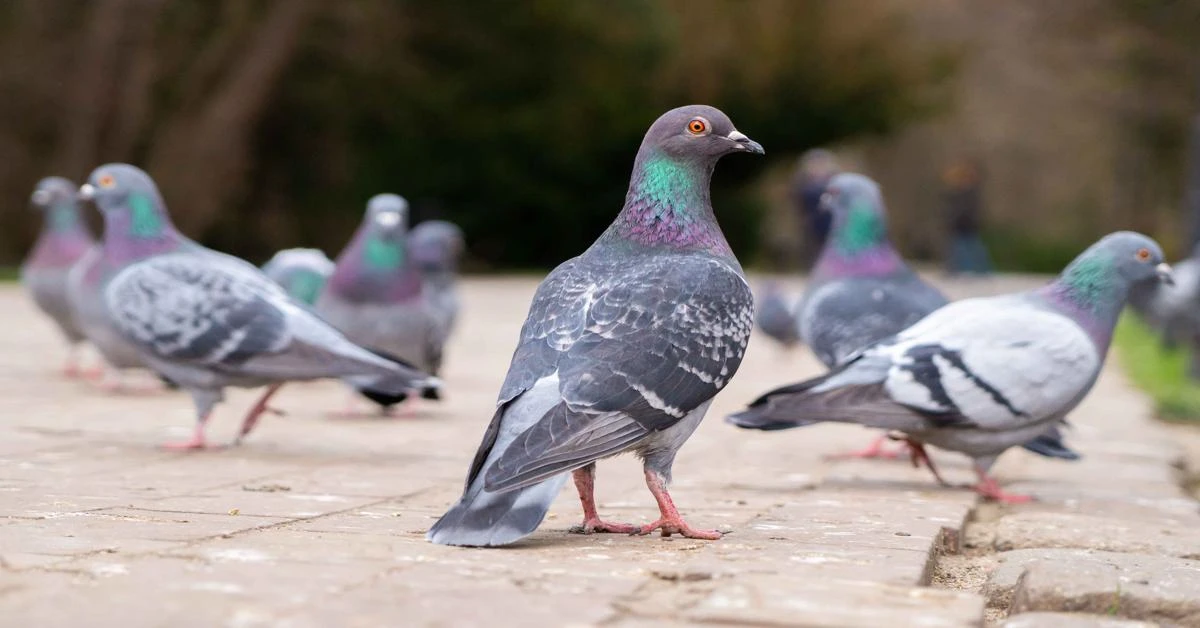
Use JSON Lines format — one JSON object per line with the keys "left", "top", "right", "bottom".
{"left": 78, "top": 184, "right": 96, "bottom": 202}
{"left": 727, "top": 130, "right": 765, "bottom": 155}
{"left": 30, "top": 189, "right": 50, "bottom": 207}
{"left": 1156, "top": 263, "right": 1175, "bottom": 286}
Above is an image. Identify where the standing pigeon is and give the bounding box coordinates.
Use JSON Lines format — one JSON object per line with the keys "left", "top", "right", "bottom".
{"left": 728, "top": 232, "right": 1171, "bottom": 502}
{"left": 754, "top": 282, "right": 800, "bottom": 349}
{"left": 317, "top": 195, "right": 442, "bottom": 410}
{"left": 796, "top": 173, "right": 1078, "bottom": 462}
{"left": 409, "top": 219, "right": 466, "bottom": 345}
{"left": 261, "top": 248, "right": 335, "bottom": 306}
{"left": 81, "top": 164, "right": 438, "bottom": 450}
{"left": 20, "top": 177, "right": 96, "bottom": 376}
{"left": 428, "top": 105, "right": 763, "bottom": 547}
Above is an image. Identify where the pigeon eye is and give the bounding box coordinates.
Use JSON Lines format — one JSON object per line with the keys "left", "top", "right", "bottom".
{"left": 1135, "top": 248, "right": 1152, "bottom": 262}
{"left": 98, "top": 174, "right": 116, "bottom": 189}
{"left": 686, "top": 118, "right": 708, "bottom": 135}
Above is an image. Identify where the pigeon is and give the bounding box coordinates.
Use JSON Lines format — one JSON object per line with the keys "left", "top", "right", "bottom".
{"left": 316, "top": 194, "right": 442, "bottom": 410}
{"left": 754, "top": 282, "right": 800, "bottom": 349}
{"left": 409, "top": 219, "right": 466, "bottom": 343}
{"left": 1128, "top": 246, "right": 1200, "bottom": 378}
{"left": 727, "top": 231, "right": 1171, "bottom": 502}
{"left": 427, "top": 105, "right": 763, "bottom": 547}
{"left": 261, "top": 248, "right": 335, "bottom": 306}
{"left": 66, "top": 169, "right": 185, "bottom": 390}
{"left": 80, "top": 164, "right": 438, "bottom": 450}
{"left": 795, "top": 173, "right": 1079, "bottom": 462}
{"left": 20, "top": 177, "right": 96, "bottom": 376}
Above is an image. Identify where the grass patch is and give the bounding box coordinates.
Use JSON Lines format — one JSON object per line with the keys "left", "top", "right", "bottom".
{"left": 1114, "top": 315, "right": 1200, "bottom": 422}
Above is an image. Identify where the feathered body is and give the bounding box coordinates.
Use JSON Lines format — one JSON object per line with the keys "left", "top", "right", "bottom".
{"left": 429, "top": 105, "right": 763, "bottom": 546}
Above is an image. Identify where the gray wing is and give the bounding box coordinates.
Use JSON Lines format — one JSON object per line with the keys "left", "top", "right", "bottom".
{"left": 105, "top": 254, "right": 291, "bottom": 365}
{"left": 741, "top": 296, "right": 1101, "bottom": 434}
{"left": 800, "top": 272, "right": 947, "bottom": 367}
{"left": 473, "top": 253, "right": 752, "bottom": 492}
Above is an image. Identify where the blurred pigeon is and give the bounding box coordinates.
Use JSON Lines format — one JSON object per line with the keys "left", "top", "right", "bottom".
{"left": 798, "top": 173, "right": 1078, "bottom": 462}
{"left": 428, "top": 105, "right": 763, "bottom": 547}
{"left": 66, "top": 169, "right": 185, "bottom": 390}
{"left": 1128, "top": 246, "right": 1200, "bottom": 378}
{"left": 317, "top": 195, "right": 442, "bottom": 410}
{"left": 410, "top": 219, "right": 466, "bottom": 343}
{"left": 82, "top": 164, "right": 438, "bottom": 450}
{"left": 261, "top": 248, "right": 334, "bottom": 306}
{"left": 754, "top": 282, "right": 799, "bottom": 348}
{"left": 20, "top": 177, "right": 96, "bottom": 376}
{"left": 728, "top": 232, "right": 1171, "bottom": 502}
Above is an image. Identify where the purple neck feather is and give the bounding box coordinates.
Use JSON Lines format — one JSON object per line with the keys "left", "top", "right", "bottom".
{"left": 602, "top": 149, "right": 731, "bottom": 257}
{"left": 812, "top": 243, "right": 904, "bottom": 281}
{"left": 328, "top": 225, "right": 422, "bottom": 303}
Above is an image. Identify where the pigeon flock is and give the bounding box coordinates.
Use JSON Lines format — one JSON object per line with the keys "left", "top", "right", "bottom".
{"left": 18, "top": 104, "right": 1176, "bottom": 547}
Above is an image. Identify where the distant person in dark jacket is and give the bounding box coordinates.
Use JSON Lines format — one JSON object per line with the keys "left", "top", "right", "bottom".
{"left": 791, "top": 149, "right": 840, "bottom": 267}
{"left": 943, "top": 158, "right": 993, "bottom": 275}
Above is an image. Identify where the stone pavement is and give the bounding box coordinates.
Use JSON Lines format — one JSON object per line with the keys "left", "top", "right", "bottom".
{"left": 0, "top": 276, "right": 1197, "bottom": 627}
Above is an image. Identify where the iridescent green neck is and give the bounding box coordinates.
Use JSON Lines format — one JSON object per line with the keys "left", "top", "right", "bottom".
{"left": 47, "top": 203, "right": 82, "bottom": 232}
{"left": 129, "top": 193, "right": 165, "bottom": 238}
{"left": 610, "top": 152, "right": 726, "bottom": 253}
{"left": 363, "top": 235, "right": 405, "bottom": 270}
{"left": 631, "top": 155, "right": 706, "bottom": 220}
{"left": 834, "top": 202, "right": 886, "bottom": 256}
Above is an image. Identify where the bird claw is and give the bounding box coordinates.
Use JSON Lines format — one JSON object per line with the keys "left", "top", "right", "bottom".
{"left": 569, "top": 518, "right": 640, "bottom": 535}
{"left": 632, "top": 518, "right": 723, "bottom": 540}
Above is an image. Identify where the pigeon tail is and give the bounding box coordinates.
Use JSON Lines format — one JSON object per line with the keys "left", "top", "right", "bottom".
{"left": 1019, "top": 424, "right": 1080, "bottom": 460}
{"left": 426, "top": 473, "right": 568, "bottom": 547}
{"left": 725, "top": 407, "right": 815, "bottom": 431}
{"left": 351, "top": 348, "right": 441, "bottom": 408}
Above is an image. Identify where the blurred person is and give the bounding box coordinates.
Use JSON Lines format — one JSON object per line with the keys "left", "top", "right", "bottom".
{"left": 942, "top": 157, "right": 993, "bottom": 276}
{"left": 790, "top": 149, "right": 840, "bottom": 267}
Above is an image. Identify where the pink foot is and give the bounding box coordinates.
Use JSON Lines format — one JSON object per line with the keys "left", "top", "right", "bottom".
{"left": 824, "top": 435, "right": 905, "bottom": 461}
{"left": 973, "top": 475, "right": 1034, "bottom": 503}
{"left": 160, "top": 436, "right": 209, "bottom": 451}
{"left": 634, "top": 516, "right": 723, "bottom": 540}
{"left": 570, "top": 518, "right": 641, "bottom": 535}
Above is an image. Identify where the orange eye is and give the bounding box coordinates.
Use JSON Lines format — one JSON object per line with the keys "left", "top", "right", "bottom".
{"left": 1135, "top": 248, "right": 1151, "bottom": 262}
{"left": 98, "top": 174, "right": 116, "bottom": 189}
{"left": 687, "top": 118, "right": 707, "bottom": 135}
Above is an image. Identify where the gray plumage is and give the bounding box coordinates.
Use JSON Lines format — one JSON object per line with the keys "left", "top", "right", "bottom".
{"left": 21, "top": 177, "right": 96, "bottom": 354}
{"left": 428, "top": 104, "right": 763, "bottom": 546}
{"left": 81, "top": 164, "right": 437, "bottom": 447}
{"left": 754, "top": 282, "right": 800, "bottom": 348}
{"left": 410, "top": 220, "right": 466, "bottom": 352}
{"left": 730, "top": 232, "right": 1171, "bottom": 497}
{"left": 317, "top": 195, "right": 443, "bottom": 377}
{"left": 797, "top": 173, "right": 948, "bottom": 368}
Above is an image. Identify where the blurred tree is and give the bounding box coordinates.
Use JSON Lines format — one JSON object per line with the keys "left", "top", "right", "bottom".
{"left": 0, "top": 0, "right": 953, "bottom": 268}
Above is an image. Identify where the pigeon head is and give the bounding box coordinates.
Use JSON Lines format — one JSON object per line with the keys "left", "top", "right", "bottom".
{"left": 821, "top": 173, "right": 888, "bottom": 255}
{"left": 79, "top": 164, "right": 173, "bottom": 239}
{"left": 30, "top": 177, "right": 78, "bottom": 211}
{"left": 639, "top": 105, "right": 764, "bottom": 162}
{"left": 1047, "top": 231, "right": 1171, "bottom": 329}
{"left": 612, "top": 105, "right": 762, "bottom": 254}
{"left": 410, "top": 220, "right": 466, "bottom": 271}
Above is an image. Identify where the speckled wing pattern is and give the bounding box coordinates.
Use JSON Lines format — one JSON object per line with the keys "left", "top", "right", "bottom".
{"left": 477, "top": 252, "right": 753, "bottom": 492}
{"left": 104, "top": 253, "right": 291, "bottom": 365}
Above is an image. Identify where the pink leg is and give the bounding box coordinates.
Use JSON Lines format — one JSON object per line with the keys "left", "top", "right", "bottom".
{"left": 568, "top": 465, "right": 639, "bottom": 534}
{"left": 972, "top": 466, "right": 1034, "bottom": 503}
{"left": 161, "top": 416, "right": 211, "bottom": 451}
{"left": 824, "top": 434, "right": 905, "bottom": 461}
{"left": 905, "top": 440, "right": 952, "bottom": 487}
{"left": 233, "top": 384, "right": 284, "bottom": 444}
{"left": 61, "top": 346, "right": 82, "bottom": 378}
{"left": 634, "top": 470, "right": 722, "bottom": 540}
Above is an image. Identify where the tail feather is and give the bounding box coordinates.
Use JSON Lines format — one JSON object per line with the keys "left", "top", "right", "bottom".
{"left": 426, "top": 474, "right": 568, "bottom": 547}
{"left": 1020, "top": 424, "right": 1081, "bottom": 460}
{"left": 344, "top": 347, "right": 440, "bottom": 402}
